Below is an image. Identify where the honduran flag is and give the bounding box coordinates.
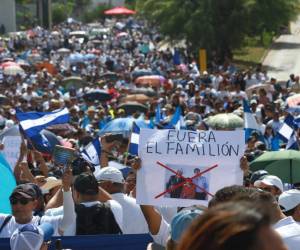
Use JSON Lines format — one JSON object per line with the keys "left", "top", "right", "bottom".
{"left": 16, "top": 108, "right": 69, "bottom": 150}
{"left": 16, "top": 108, "right": 69, "bottom": 138}
{"left": 81, "top": 137, "right": 101, "bottom": 165}
{"left": 278, "top": 114, "right": 299, "bottom": 150}
{"left": 128, "top": 122, "right": 140, "bottom": 156}
{"left": 243, "top": 99, "right": 261, "bottom": 141}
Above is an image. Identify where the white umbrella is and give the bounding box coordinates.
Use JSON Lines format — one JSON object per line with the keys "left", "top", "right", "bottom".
{"left": 57, "top": 48, "right": 71, "bottom": 55}
{"left": 3, "top": 65, "right": 24, "bottom": 76}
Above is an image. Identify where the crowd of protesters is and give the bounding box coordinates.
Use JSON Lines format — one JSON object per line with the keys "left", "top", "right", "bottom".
{"left": 0, "top": 15, "right": 300, "bottom": 250}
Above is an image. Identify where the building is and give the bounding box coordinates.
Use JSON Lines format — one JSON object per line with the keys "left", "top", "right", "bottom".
{"left": 0, "top": 0, "right": 16, "bottom": 32}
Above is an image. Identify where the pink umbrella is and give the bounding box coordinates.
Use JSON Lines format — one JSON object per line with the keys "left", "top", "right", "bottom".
{"left": 287, "top": 94, "right": 300, "bottom": 108}
{"left": 116, "top": 32, "right": 128, "bottom": 38}
{"left": 0, "top": 61, "right": 19, "bottom": 69}
{"left": 104, "top": 6, "right": 136, "bottom": 15}
{"left": 135, "top": 75, "right": 166, "bottom": 87}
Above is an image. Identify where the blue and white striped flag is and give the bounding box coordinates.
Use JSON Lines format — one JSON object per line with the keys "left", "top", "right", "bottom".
{"left": 243, "top": 99, "right": 261, "bottom": 141}
{"left": 278, "top": 114, "right": 299, "bottom": 150}
{"left": 128, "top": 122, "right": 140, "bottom": 156}
{"left": 81, "top": 137, "right": 101, "bottom": 165}
{"left": 16, "top": 108, "right": 70, "bottom": 138}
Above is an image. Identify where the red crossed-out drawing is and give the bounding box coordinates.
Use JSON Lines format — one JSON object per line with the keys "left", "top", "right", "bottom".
{"left": 155, "top": 161, "right": 219, "bottom": 199}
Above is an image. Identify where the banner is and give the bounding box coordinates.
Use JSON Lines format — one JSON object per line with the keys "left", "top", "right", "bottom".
{"left": 0, "top": 234, "right": 152, "bottom": 250}
{"left": 137, "top": 129, "right": 245, "bottom": 207}
{"left": 2, "top": 135, "right": 21, "bottom": 170}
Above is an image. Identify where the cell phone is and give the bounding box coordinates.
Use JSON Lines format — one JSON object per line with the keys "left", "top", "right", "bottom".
{"left": 53, "top": 145, "right": 76, "bottom": 167}
{"left": 105, "top": 134, "right": 123, "bottom": 143}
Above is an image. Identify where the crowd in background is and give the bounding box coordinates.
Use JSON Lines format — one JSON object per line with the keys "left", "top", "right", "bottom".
{"left": 0, "top": 16, "right": 300, "bottom": 250}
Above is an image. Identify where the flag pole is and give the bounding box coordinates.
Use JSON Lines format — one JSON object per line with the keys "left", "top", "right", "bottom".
{"left": 124, "top": 122, "right": 134, "bottom": 166}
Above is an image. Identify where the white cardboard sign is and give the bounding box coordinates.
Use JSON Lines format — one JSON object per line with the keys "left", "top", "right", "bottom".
{"left": 137, "top": 129, "right": 245, "bottom": 207}
{"left": 2, "top": 136, "right": 22, "bottom": 171}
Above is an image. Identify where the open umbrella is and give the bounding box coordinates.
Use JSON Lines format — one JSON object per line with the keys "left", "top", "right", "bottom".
{"left": 69, "top": 53, "right": 84, "bottom": 64}
{"left": 286, "top": 94, "right": 300, "bottom": 108}
{"left": 121, "top": 94, "right": 150, "bottom": 103}
{"left": 99, "top": 117, "right": 148, "bottom": 137}
{"left": 129, "top": 87, "right": 156, "bottom": 97}
{"left": 47, "top": 124, "right": 76, "bottom": 137}
{"left": 135, "top": 75, "right": 166, "bottom": 87}
{"left": 3, "top": 65, "right": 24, "bottom": 76}
{"left": 83, "top": 89, "right": 113, "bottom": 102}
{"left": 118, "top": 102, "right": 148, "bottom": 115}
{"left": 61, "top": 76, "right": 84, "bottom": 90}
{"left": 99, "top": 72, "right": 118, "bottom": 81}
{"left": 0, "top": 61, "right": 19, "bottom": 69}
{"left": 206, "top": 113, "right": 244, "bottom": 130}
{"left": 104, "top": 6, "right": 136, "bottom": 15}
{"left": 131, "top": 70, "right": 153, "bottom": 79}
{"left": 116, "top": 32, "right": 128, "bottom": 38}
{"left": 36, "top": 62, "right": 57, "bottom": 75}
{"left": 0, "top": 94, "right": 8, "bottom": 105}
{"left": 91, "top": 39, "right": 102, "bottom": 45}
{"left": 246, "top": 84, "right": 274, "bottom": 97}
{"left": 250, "top": 150, "right": 300, "bottom": 184}
{"left": 57, "top": 48, "right": 71, "bottom": 55}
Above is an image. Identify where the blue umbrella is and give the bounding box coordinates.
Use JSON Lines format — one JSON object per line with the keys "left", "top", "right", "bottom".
{"left": 0, "top": 153, "right": 16, "bottom": 214}
{"left": 69, "top": 53, "right": 84, "bottom": 64}
{"left": 84, "top": 53, "right": 97, "bottom": 61}
{"left": 99, "top": 117, "right": 149, "bottom": 137}
{"left": 131, "top": 70, "right": 153, "bottom": 79}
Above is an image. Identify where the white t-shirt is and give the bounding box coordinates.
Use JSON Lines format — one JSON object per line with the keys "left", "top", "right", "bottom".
{"left": 274, "top": 216, "right": 300, "bottom": 250}
{"left": 0, "top": 214, "right": 62, "bottom": 238}
{"left": 0, "top": 191, "right": 74, "bottom": 238}
{"left": 151, "top": 217, "right": 170, "bottom": 247}
{"left": 44, "top": 200, "right": 123, "bottom": 236}
{"left": 111, "top": 193, "right": 148, "bottom": 234}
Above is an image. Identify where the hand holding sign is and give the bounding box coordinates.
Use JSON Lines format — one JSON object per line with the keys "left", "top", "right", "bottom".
{"left": 137, "top": 129, "right": 245, "bottom": 207}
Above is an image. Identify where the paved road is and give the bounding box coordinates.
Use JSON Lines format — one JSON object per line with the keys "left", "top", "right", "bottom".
{"left": 263, "top": 17, "right": 300, "bottom": 81}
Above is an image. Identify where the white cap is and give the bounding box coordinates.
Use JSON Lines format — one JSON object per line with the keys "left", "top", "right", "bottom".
{"left": 261, "top": 175, "right": 283, "bottom": 192}
{"left": 95, "top": 167, "right": 124, "bottom": 184}
{"left": 279, "top": 189, "right": 300, "bottom": 212}
{"left": 10, "top": 223, "right": 54, "bottom": 250}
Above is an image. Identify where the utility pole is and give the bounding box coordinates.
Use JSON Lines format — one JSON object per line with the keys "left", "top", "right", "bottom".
{"left": 37, "top": 0, "right": 52, "bottom": 29}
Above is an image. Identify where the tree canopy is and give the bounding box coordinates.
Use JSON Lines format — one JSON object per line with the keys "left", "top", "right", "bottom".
{"left": 137, "top": 0, "right": 299, "bottom": 60}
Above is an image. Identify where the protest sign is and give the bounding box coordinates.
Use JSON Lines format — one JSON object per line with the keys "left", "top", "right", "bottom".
{"left": 2, "top": 136, "right": 21, "bottom": 170}
{"left": 137, "top": 129, "right": 245, "bottom": 207}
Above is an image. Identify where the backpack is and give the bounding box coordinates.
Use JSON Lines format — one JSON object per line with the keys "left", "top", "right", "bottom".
{"left": 75, "top": 202, "right": 122, "bottom": 235}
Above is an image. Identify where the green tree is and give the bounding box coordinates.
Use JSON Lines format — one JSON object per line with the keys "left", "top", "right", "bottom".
{"left": 137, "top": 0, "right": 299, "bottom": 61}
{"left": 52, "top": 2, "right": 74, "bottom": 24}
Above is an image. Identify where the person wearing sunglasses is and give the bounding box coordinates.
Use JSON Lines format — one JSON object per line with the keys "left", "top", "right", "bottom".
{"left": 0, "top": 168, "right": 75, "bottom": 238}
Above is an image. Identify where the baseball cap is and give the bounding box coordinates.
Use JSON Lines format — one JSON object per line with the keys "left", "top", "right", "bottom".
{"left": 74, "top": 173, "right": 99, "bottom": 195}
{"left": 260, "top": 175, "right": 283, "bottom": 192}
{"left": 11, "top": 184, "right": 37, "bottom": 199}
{"left": 171, "top": 209, "right": 202, "bottom": 242}
{"left": 10, "top": 223, "right": 54, "bottom": 250}
{"left": 95, "top": 166, "right": 125, "bottom": 184}
{"left": 279, "top": 189, "right": 300, "bottom": 212}
{"left": 250, "top": 170, "right": 268, "bottom": 185}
